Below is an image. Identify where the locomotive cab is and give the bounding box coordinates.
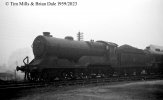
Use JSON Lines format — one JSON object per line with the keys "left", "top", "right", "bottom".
{"left": 96, "top": 41, "right": 118, "bottom": 65}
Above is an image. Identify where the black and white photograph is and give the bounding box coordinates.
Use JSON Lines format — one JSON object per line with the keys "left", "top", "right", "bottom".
{"left": 0, "top": 0, "right": 163, "bottom": 100}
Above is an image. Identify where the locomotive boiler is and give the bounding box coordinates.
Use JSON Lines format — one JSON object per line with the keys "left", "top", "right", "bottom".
{"left": 33, "top": 32, "right": 107, "bottom": 61}
{"left": 17, "top": 32, "right": 163, "bottom": 81}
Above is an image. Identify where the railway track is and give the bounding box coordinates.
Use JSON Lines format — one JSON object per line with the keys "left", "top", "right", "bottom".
{"left": 0, "top": 82, "right": 45, "bottom": 91}
{"left": 0, "top": 74, "right": 162, "bottom": 91}
{"left": 0, "top": 74, "right": 162, "bottom": 100}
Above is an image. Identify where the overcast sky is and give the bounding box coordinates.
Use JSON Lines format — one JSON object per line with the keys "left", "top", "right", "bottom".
{"left": 0, "top": 0, "right": 163, "bottom": 68}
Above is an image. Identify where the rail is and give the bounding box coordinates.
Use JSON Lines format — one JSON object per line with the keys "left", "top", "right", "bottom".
{"left": 0, "top": 74, "right": 162, "bottom": 91}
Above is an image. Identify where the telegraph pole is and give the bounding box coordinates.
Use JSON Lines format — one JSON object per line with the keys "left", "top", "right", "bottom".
{"left": 77, "top": 31, "right": 84, "bottom": 41}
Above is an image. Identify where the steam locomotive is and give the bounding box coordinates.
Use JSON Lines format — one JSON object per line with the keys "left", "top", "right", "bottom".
{"left": 16, "top": 32, "right": 163, "bottom": 81}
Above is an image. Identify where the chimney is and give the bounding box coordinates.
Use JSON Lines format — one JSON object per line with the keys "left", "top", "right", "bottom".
{"left": 43, "top": 32, "right": 52, "bottom": 37}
